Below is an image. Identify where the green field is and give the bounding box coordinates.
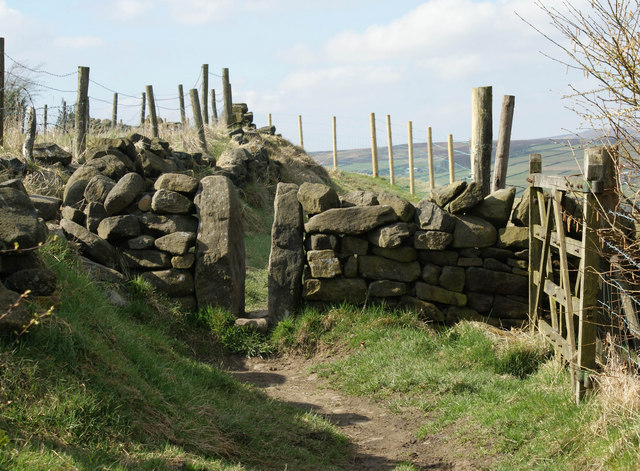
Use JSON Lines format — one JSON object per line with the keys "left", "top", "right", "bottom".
{"left": 311, "top": 136, "right": 587, "bottom": 194}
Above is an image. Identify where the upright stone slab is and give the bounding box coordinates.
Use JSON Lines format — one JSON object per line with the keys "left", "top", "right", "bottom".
{"left": 268, "top": 183, "right": 304, "bottom": 324}
{"left": 194, "top": 176, "right": 245, "bottom": 317}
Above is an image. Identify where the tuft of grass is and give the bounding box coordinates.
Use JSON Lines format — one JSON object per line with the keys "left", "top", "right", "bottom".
{"left": 195, "top": 306, "right": 273, "bottom": 358}
{"left": 328, "top": 168, "right": 425, "bottom": 203}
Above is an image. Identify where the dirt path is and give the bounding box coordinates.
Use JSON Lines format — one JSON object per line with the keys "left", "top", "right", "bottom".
{"left": 223, "top": 355, "right": 481, "bottom": 471}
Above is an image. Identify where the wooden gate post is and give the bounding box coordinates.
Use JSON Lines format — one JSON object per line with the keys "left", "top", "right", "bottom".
{"left": 528, "top": 153, "right": 542, "bottom": 330}
{"left": 576, "top": 146, "right": 618, "bottom": 399}
{"left": 471, "top": 86, "right": 492, "bottom": 196}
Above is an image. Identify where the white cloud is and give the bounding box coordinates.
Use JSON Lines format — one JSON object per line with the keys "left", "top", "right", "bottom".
{"left": 99, "top": 0, "right": 305, "bottom": 24}
{"left": 319, "top": 0, "right": 588, "bottom": 66}
{"left": 281, "top": 65, "right": 403, "bottom": 91}
{"left": 108, "top": 0, "right": 154, "bottom": 19}
{"left": 163, "top": 0, "right": 235, "bottom": 24}
{"left": 0, "top": 0, "right": 31, "bottom": 37}
{"left": 53, "top": 36, "right": 105, "bottom": 50}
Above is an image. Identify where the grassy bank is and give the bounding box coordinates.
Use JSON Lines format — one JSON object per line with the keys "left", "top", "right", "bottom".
{"left": 0, "top": 240, "right": 350, "bottom": 470}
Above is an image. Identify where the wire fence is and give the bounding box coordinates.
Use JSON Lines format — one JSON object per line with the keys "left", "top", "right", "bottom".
{"left": 2, "top": 52, "right": 227, "bottom": 135}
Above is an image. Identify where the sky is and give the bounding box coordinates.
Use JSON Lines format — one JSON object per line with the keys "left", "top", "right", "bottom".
{"left": 0, "top": 0, "right": 592, "bottom": 152}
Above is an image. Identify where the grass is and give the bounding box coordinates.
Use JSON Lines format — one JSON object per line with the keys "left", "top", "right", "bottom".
{"left": 0, "top": 239, "right": 351, "bottom": 470}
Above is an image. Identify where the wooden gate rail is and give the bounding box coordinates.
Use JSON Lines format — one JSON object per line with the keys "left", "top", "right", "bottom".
{"left": 528, "top": 148, "right": 616, "bottom": 402}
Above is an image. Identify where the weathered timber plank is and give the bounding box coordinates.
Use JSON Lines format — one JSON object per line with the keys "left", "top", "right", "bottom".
{"left": 533, "top": 225, "right": 582, "bottom": 257}
{"left": 539, "top": 319, "right": 574, "bottom": 362}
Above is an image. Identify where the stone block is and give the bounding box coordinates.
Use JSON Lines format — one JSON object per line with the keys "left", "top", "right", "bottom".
{"left": 358, "top": 256, "right": 421, "bottom": 282}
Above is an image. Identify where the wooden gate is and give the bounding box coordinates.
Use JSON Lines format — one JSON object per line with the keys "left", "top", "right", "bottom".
{"left": 528, "top": 147, "right": 616, "bottom": 402}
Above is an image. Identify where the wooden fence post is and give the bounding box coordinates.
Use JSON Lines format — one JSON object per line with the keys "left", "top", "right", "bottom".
{"left": 201, "top": 64, "right": 209, "bottom": 125}
{"left": 471, "top": 86, "right": 492, "bottom": 196}
{"left": 447, "top": 134, "right": 455, "bottom": 183}
{"left": 16, "top": 100, "right": 22, "bottom": 134}
{"left": 268, "top": 113, "right": 272, "bottom": 127}
{"left": 22, "top": 106, "right": 36, "bottom": 162}
{"left": 492, "top": 95, "right": 515, "bottom": 192}
{"left": 189, "top": 88, "right": 207, "bottom": 153}
{"left": 0, "top": 37, "right": 4, "bottom": 146}
{"left": 370, "top": 112, "right": 378, "bottom": 177}
{"left": 298, "top": 115, "right": 304, "bottom": 148}
{"left": 332, "top": 116, "right": 338, "bottom": 170}
{"left": 211, "top": 89, "right": 217, "bottom": 122}
{"left": 178, "top": 84, "right": 186, "bottom": 128}
{"left": 386, "top": 114, "right": 394, "bottom": 185}
{"left": 408, "top": 121, "right": 415, "bottom": 194}
{"left": 427, "top": 126, "right": 435, "bottom": 191}
{"left": 140, "top": 92, "right": 146, "bottom": 127}
{"left": 112, "top": 92, "right": 118, "bottom": 128}
{"left": 145, "top": 85, "right": 158, "bottom": 138}
{"left": 74, "top": 66, "right": 90, "bottom": 160}
{"left": 61, "top": 100, "right": 67, "bottom": 133}
{"left": 222, "top": 68, "right": 233, "bottom": 126}
{"left": 43, "top": 104, "right": 47, "bottom": 135}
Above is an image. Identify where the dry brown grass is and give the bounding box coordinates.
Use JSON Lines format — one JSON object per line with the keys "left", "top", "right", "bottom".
{"left": 593, "top": 336, "right": 640, "bottom": 427}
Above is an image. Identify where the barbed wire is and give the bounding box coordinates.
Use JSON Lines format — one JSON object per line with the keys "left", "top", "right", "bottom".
{"left": 89, "top": 79, "right": 139, "bottom": 99}
{"left": 4, "top": 52, "right": 76, "bottom": 78}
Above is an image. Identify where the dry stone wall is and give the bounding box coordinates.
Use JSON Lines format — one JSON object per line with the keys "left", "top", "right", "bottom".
{"left": 268, "top": 180, "right": 531, "bottom": 328}
{"left": 51, "top": 134, "right": 246, "bottom": 316}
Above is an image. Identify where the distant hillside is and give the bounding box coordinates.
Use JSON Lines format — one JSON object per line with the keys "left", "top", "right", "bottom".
{"left": 309, "top": 135, "right": 593, "bottom": 193}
